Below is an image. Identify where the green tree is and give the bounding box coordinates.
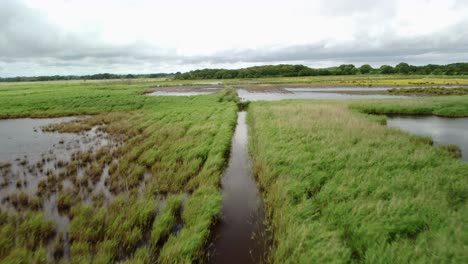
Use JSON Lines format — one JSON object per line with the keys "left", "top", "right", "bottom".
{"left": 380, "top": 65, "right": 395, "bottom": 74}
{"left": 359, "top": 64, "right": 373, "bottom": 74}
{"left": 395, "top": 62, "right": 410, "bottom": 74}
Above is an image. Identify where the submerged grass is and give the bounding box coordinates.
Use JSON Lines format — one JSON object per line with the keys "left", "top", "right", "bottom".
{"left": 0, "top": 87, "right": 238, "bottom": 262}
{"left": 248, "top": 101, "right": 468, "bottom": 263}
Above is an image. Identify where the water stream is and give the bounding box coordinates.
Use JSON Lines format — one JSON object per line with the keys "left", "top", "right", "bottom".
{"left": 209, "top": 112, "right": 268, "bottom": 264}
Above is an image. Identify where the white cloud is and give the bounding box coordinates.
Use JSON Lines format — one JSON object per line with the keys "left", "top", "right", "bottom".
{"left": 0, "top": 0, "right": 467, "bottom": 76}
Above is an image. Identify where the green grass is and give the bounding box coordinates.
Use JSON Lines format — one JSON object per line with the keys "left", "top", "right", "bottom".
{"left": 1, "top": 75, "right": 467, "bottom": 119}
{"left": 248, "top": 101, "right": 467, "bottom": 263}
{"left": 1, "top": 77, "right": 467, "bottom": 262}
{"left": 0, "top": 211, "right": 54, "bottom": 260}
{"left": 388, "top": 87, "right": 468, "bottom": 95}
{"left": 351, "top": 95, "right": 468, "bottom": 117}
{"left": 151, "top": 195, "right": 184, "bottom": 249}
{"left": 0, "top": 83, "right": 238, "bottom": 262}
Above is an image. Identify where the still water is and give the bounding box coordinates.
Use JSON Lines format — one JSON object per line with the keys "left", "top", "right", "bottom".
{"left": 387, "top": 116, "right": 468, "bottom": 161}
{"left": 209, "top": 112, "right": 268, "bottom": 264}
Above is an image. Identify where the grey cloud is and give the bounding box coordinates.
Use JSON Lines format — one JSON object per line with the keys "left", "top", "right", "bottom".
{"left": 180, "top": 18, "right": 468, "bottom": 65}
{"left": 0, "top": 0, "right": 467, "bottom": 77}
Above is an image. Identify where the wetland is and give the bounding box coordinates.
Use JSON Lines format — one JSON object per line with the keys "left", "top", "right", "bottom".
{"left": 0, "top": 76, "right": 467, "bottom": 263}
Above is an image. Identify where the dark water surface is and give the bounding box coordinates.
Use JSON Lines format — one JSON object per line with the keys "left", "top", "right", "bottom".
{"left": 387, "top": 116, "right": 468, "bottom": 161}
{"left": 209, "top": 112, "right": 268, "bottom": 264}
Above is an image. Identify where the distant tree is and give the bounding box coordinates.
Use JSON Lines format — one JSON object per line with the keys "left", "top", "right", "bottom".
{"left": 335, "top": 64, "right": 358, "bottom": 75}
{"left": 395, "top": 62, "right": 410, "bottom": 74}
{"left": 359, "top": 64, "right": 373, "bottom": 74}
{"left": 380, "top": 65, "right": 395, "bottom": 74}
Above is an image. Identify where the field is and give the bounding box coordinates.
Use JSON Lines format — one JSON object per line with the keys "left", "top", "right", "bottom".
{"left": 0, "top": 81, "right": 239, "bottom": 262}
{"left": 0, "top": 75, "right": 467, "bottom": 263}
{"left": 248, "top": 100, "right": 468, "bottom": 263}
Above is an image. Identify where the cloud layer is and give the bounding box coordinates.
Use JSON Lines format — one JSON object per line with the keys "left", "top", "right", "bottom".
{"left": 1, "top": 0, "right": 467, "bottom": 76}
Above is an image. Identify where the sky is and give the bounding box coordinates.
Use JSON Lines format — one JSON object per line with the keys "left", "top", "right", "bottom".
{"left": 0, "top": 0, "right": 467, "bottom": 77}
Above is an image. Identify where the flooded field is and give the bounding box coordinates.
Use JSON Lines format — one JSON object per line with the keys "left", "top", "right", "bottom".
{"left": 0, "top": 117, "right": 116, "bottom": 254}
{"left": 148, "top": 86, "right": 409, "bottom": 100}
{"left": 209, "top": 112, "right": 268, "bottom": 264}
{"left": 237, "top": 88, "right": 408, "bottom": 101}
{"left": 387, "top": 116, "right": 468, "bottom": 161}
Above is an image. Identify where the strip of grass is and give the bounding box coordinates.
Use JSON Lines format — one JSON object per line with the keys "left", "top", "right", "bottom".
{"left": 351, "top": 95, "right": 468, "bottom": 117}
{"left": 248, "top": 101, "right": 467, "bottom": 263}
{"left": 388, "top": 87, "right": 468, "bottom": 95}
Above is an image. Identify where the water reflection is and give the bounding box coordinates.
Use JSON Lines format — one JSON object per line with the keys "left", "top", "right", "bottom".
{"left": 237, "top": 88, "right": 407, "bottom": 101}
{"left": 387, "top": 116, "right": 468, "bottom": 161}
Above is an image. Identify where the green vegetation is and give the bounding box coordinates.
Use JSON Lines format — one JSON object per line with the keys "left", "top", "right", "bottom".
{"left": 175, "top": 63, "right": 468, "bottom": 80}
{"left": 0, "top": 83, "right": 238, "bottom": 262}
{"left": 151, "top": 195, "right": 184, "bottom": 249}
{"left": 1, "top": 76, "right": 468, "bottom": 263}
{"left": 0, "top": 73, "right": 172, "bottom": 82}
{"left": 351, "top": 95, "right": 468, "bottom": 117}
{"left": 248, "top": 101, "right": 467, "bottom": 263}
{"left": 0, "top": 211, "right": 54, "bottom": 260}
{"left": 1, "top": 75, "right": 468, "bottom": 119}
{"left": 2, "top": 63, "right": 467, "bottom": 84}
{"left": 388, "top": 87, "right": 468, "bottom": 95}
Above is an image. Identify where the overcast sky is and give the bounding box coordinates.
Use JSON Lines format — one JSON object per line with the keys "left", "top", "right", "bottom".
{"left": 1, "top": 0, "right": 467, "bottom": 77}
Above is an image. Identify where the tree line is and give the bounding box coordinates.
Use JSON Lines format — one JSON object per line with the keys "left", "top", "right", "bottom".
{"left": 1, "top": 63, "right": 467, "bottom": 82}
{"left": 174, "top": 63, "right": 468, "bottom": 80}
{"left": 0, "top": 73, "right": 172, "bottom": 82}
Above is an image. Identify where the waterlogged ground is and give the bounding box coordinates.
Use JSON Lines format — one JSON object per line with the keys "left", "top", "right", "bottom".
{"left": 1, "top": 78, "right": 468, "bottom": 263}
{"left": 387, "top": 116, "right": 468, "bottom": 161}
{"left": 237, "top": 88, "right": 408, "bottom": 101}
{"left": 148, "top": 85, "right": 468, "bottom": 101}
{"left": 0, "top": 117, "right": 113, "bottom": 222}
{"left": 0, "top": 89, "right": 239, "bottom": 263}
{"left": 148, "top": 86, "right": 411, "bottom": 100}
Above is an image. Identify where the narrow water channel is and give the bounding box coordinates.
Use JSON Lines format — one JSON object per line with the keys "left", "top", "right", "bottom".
{"left": 209, "top": 112, "right": 267, "bottom": 264}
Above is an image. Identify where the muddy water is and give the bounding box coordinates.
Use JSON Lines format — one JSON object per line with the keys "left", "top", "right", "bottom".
{"left": 0, "top": 117, "right": 112, "bottom": 230}
{"left": 237, "top": 88, "right": 407, "bottom": 101}
{"left": 387, "top": 116, "right": 468, "bottom": 161}
{"left": 209, "top": 112, "right": 267, "bottom": 264}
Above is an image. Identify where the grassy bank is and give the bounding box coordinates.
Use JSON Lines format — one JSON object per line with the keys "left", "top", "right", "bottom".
{"left": 388, "top": 87, "right": 468, "bottom": 96}
{"left": 351, "top": 95, "right": 468, "bottom": 117}
{"left": 0, "top": 86, "right": 238, "bottom": 262}
{"left": 248, "top": 101, "right": 467, "bottom": 263}
{"left": 1, "top": 74, "right": 468, "bottom": 117}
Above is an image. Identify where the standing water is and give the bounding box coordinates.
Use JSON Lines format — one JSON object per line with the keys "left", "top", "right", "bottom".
{"left": 387, "top": 116, "right": 468, "bottom": 161}
{"left": 209, "top": 112, "right": 268, "bottom": 264}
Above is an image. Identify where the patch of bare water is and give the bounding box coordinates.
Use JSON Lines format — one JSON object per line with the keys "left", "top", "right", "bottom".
{"left": 237, "top": 88, "right": 408, "bottom": 101}
{"left": 387, "top": 116, "right": 468, "bottom": 161}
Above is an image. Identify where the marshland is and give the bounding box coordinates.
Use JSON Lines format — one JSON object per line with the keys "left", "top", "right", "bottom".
{"left": 0, "top": 72, "right": 467, "bottom": 263}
